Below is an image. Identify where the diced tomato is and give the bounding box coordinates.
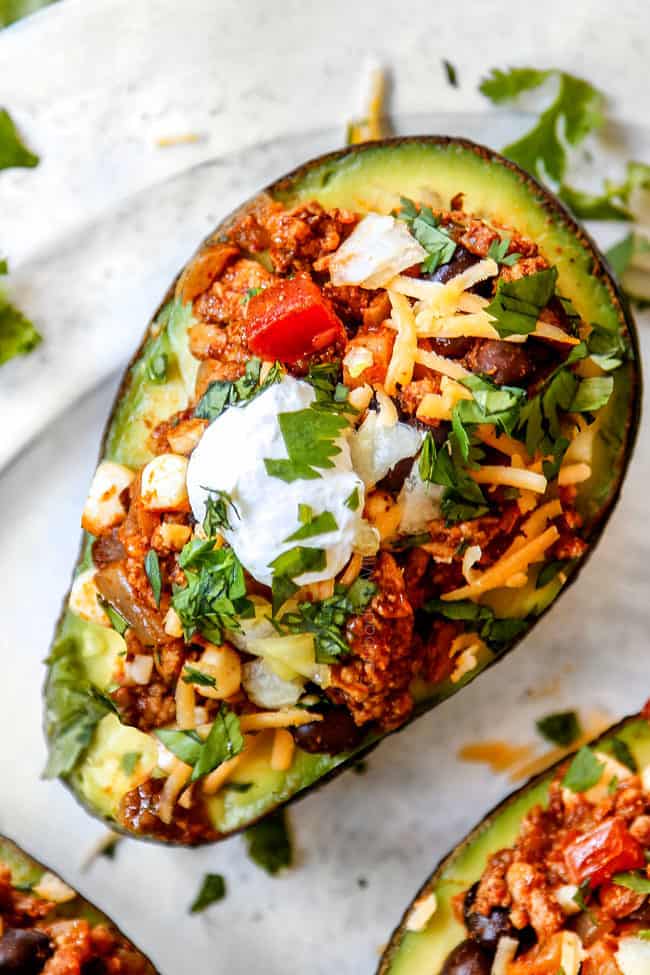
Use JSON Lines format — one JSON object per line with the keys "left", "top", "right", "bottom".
{"left": 564, "top": 817, "right": 645, "bottom": 888}
{"left": 246, "top": 277, "right": 346, "bottom": 363}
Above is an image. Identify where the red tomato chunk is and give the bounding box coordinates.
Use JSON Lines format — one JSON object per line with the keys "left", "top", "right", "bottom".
{"left": 246, "top": 277, "right": 345, "bottom": 363}
{"left": 564, "top": 817, "right": 645, "bottom": 887}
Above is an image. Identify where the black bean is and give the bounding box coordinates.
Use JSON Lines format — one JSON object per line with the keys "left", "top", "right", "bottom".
{"left": 440, "top": 939, "right": 492, "bottom": 975}
{"left": 472, "top": 340, "right": 534, "bottom": 386}
{"left": 377, "top": 456, "right": 414, "bottom": 494}
{"left": 0, "top": 928, "right": 53, "bottom": 974}
{"left": 291, "top": 709, "right": 363, "bottom": 755}
{"left": 465, "top": 908, "right": 515, "bottom": 951}
{"left": 427, "top": 337, "right": 474, "bottom": 359}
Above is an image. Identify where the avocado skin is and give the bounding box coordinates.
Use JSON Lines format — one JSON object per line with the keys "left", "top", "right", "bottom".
{"left": 0, "top": 835, "right": 158, "bottom": 972}
{"left": 377, "top": 712, "right": 650, "bottom": 975}
{"left": 44, "top": 136, "right": 641, "bottom": 845}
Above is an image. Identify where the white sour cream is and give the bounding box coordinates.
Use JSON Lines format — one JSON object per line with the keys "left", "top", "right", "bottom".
{"left": 187, "top": 376, "right": 365, "bottom": 587}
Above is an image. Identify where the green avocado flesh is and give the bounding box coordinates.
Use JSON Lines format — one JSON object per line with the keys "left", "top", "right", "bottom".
{"left": 380, "top": 715, "right": 650, "bottom": 975}
{"left": 0, "top": 835, "right": 155, "bottom": 966}
{"left": 45, "top": 138, "right": 639, "bottom": 843}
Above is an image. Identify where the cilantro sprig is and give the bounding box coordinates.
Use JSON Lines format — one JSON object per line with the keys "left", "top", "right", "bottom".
{"left": 562, "top": 746, "right": 604, "bottom": 793}
{"left": 487, "top": 235, "right": 522, "bottom": 267}
{"left": 485, "top": 267, "right": 558, "bottom": 337}
{"left": 155, "top": 704, "right": 244, "bottom": 783}
{"left": 265, "top": 407, "right": 349, "bottom": 483}
{"left": 419, "top": 431, "right": 489, "bottom": 524}
{"left": 172, "top": 538, "right": 253, "bottom": 643}
{"left": 397, "top": 197, "right": 457, "bottom": 274}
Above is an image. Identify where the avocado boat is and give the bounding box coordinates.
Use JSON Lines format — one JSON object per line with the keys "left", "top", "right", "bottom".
{"left": 379, "top": 708, "right": 650, "bottom": 975}
{"left": 0, "top": 834, "right": 156, "bottom": 973}
{"left": 45, "top": 137, "right": 640, "bottom": 844}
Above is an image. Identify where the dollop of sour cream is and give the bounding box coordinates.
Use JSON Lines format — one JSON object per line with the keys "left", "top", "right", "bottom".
{"left": 187, "top": 376, "right": 365, "bottom": 587}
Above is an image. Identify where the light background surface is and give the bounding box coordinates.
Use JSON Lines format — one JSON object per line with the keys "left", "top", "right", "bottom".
{"left": 1, "top": 2, "right": 649, "bottom": 972}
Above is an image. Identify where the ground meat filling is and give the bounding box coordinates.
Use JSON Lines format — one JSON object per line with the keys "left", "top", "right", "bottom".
{"left": 448, "top": 724, "right": 650, "bottom": 973}
{"left": 0, "top": 864, "right": 153, "bottom": 975}
{"left": 78, "top": 193, "right": 598, "bottom": 836}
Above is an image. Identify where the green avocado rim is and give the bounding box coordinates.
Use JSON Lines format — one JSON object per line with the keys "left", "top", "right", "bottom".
{"left": 44, "top": 136, "right": 641, "bottom": 844}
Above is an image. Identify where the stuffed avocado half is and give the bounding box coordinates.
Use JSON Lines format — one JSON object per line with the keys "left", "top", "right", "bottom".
{"left": 45, "top": 137, "right": 639, "bottom": 844}
{"left": 379, "top": 710, "right": 650, "bottom": 975}
{"left": 0, "top": 835, "right": 156, "bottom": 973}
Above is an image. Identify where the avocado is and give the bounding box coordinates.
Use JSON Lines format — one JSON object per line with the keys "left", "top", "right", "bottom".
{"left": 378, "top": 713, "right": 650, "bottom": 975}
{"left": 45, "top": 137, "right": 640, "bottom": 844}
{"left": 0, "top": 834, "right": 157, "bottom": 972}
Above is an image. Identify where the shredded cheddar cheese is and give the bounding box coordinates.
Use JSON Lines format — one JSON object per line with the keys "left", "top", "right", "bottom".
{"left": 385, "top": 290, "right": 417, "bottom": 394}
{"left": 238, "top": 709, "right": 322, "bottom": 731}
{"left": 469, "top": 466, "right": 548, "bottom": 494}
{"left": 414, "top": 347, "right": 470, "bottom": 380}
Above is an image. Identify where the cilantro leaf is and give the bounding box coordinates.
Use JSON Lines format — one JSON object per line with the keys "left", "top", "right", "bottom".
{"left": 244, "top": 809, "right": 292, "bottom": 875}
{"left": 419, "top": 432, "right": 489, "bottom": 524}
{"left": 423, "top": 598, "right": 527, "bottom": 652}
{"left": 536, "top": 558, "right": 573, "bottom": 589}
{"left": 0, "top": 108, "right": 39, "bottom": 169}
{"left": 268, "top": 545, "right": 326, "bottom": 615}
{"left": 98, "top": 597, "right": 129, "bottom": 636}
{"left": 588, "top": 323, "right": 628, "bottom": 372}
{"left": 562, "top": 746, "right": 604, "bottom": 793}
{"left": 189, "top": 873, "right": 226, "bottom": 913}
{"left": 514, "top": 345, "right": 588, "bottom": 456}
{"left": 182, "top": 666, "right": 217, "bottom": 689}
{"left": 485, "top": 267, "right": 558, "bottom": 337}
{"left": 156, "top": 704, "right": 244, "bottom": 782}
{"left": 613, "top": 872, "right": 650, "bottom": 894}
{"left": 610, "top": 736, "right": 638, "bottom": 773}
{"left": 572, "top": 878, "right": 592, "bottom": 912}
{"left": 536, "top": 710, "right": 581, "bottom": 747}
{"left": 264, "top": 407, "right": 349, "bottom": 482}
{"left": 396, "top": 200, "right": 456, "bottom": 274}
{"left": 305, "top": 361, "right": 354, "bottom": 415}
{"left": 345, "top": 487, "right": 360, "bottom": 511}
{"left": 194, "top": 356, "right": 282, "bottom": 421}
{"left": 284, "top": 509, "right": 337, "bottom": 542}
{"left": 144, "top": 549, "right": 162, "bottom": 607}
{"left": 569, "top": 376, "right": 613, "bottom": 413}
{"left": 202, "top": 489, "right": 239, "bottom": 535}
{"left": 0, "top": 260, "right": 42, "bottom": 366}
{"left": 479, "top": 67, "right": 553, "bottom": 103}
{"left": 277, "top": 577, "right": 377, "bottom": 663}
{"left": 456, "top": 374, "right": 526, "bottom": 437}
{"left": 172, "top": 543, "right": 252, "bottom": 643}
{"left": 487, "top": 236, "right": 521, "bottom": 267}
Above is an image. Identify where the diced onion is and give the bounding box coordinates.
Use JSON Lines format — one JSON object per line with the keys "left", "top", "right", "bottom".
{"left": 405, "top": 892, "right": 438, "bottom": 932}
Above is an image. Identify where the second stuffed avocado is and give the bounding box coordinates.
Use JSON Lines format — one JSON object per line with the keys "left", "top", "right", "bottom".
{"left": 46, "top": 137, "right": 639, "bottom": 843}
{"left": 380, "top": 711, "right": 650, "bottom": 975}
{"left": 0, "top": 835, "right": 155, "bottom": 973}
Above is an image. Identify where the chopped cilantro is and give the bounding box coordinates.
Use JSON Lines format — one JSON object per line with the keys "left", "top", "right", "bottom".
{"left": 305, "top": 361, "right": 354, "bottom": 415}
{"left": 182, "top": 666, "right": 217, "bottom": 689}
{"left": 608, "top": 774, "right": 619, "bottom": 796}
{"left": 397, "top": 198, "right": 456, "bottom": 274}
{"left": 268, "top": 545, "right": 327, "bottom": 615}
{"left": 0, "top": 108, "right": 39, "bottom": 169}
{"left": 514, "top": 344, "right": 589, "bottom": 457}
{"left": 562, "top": 746, "right": 604, "bottom": 793}
{"left": 588, "top": 322, "right": 629, "bottom": 372}
{"left": 613, "top": 872, "right": 650, "bottom": 894}
{"left": 194, "top": 356, "right": 283, "bottom": 421}
{"left": 345, "top": 486, "right": 360, "bottom": 511}
{"left": 485, "top": 267, "right": 558, "bottom": 337}
{"left": 480, "top": 67, "right": 553, "bottom": 103}
{"left": 442, "top": 60, "right": 458, "bottom": 88}
{"left": 423, "top": 598, "right": 527, "bottom": 652}
{"left": 536, "top": 710, "right": 581, "bottom": 747}
{"left": 98, "top": 597, "right": 129, "bottom": 636}
{"left": 277, "top": 576, "right": 377, "bottom": 663}
{"left": 536, "top": 559, "right": 573, "bottom": 590}
{"left": 264, "top": 407, "right": 349, "bottom": 483}
{"left": 419, "top": 432, "right": 489, "bottom": 524}
{"left": 611, "top": 736, "right": 638, "bottom": 772}
{"left": 144, "top": 549, "right": 162, "bottom": 607}
{"left": 572, "top": 878, "right": 591, "bottom": 911}
{"left": 487, "top": 236, "right": 521, "bottom": 267}
{"left": 0, "top": 260, "right": 42, "bottom": 366}
{"left": 156, "top": 704, "right": 244, "bottom": 782}
{"left": 120, "top": 752, "right": 140, "bottom": 776}
{"left": 189, "top": 873, "right": 226, "bottom": 913}
{"left": 570, "top": 376, "right": 614, "bottom": 413}
{"left": 244, "top": 809, "right": 292, "bottom": 875}
{"left": 456, "top": 374, "right": 526, "bottom": 439}
{"left": 284, "top": 509, "right": 337, "bottom": 542}
{"left": 202, "top": 489, "right": 239, "bottom": 535}
{"left": 172, "top": 541, "right": 253, "bottom": 643}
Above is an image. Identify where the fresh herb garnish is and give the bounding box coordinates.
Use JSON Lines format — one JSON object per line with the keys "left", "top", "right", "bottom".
{"left": 264, "top": 407, "right": 349, "bottom": 483}
{"left": 587, "top": 322, "right": 629, "bottom": 372}
{"left": 611, "top": 736, "right": 638, "bottom": 772}
{"left": 182, "top": 666, "right": 217, "bottom": 689}
{"left": 536, "top": 711, "right": 581, "bottom": 747}
{"left": 202, "top": 488, "right": 239, "bottom": 535}
{"left": 98, "top": 597, "right": 129, "bottom": 636}
{"left": 0, "top": 108, "right": 39, "bottom": 169}
{"left": 608, "top": 775, "right": 619, "bottom": 795}
{"left": 485, "top": 267, "right": 558, "bottom": 337}
{"left": 514, "top": 344, "right": 590, "bottom": 457}
{"left": 613, "top": 872, "right": 650, "bottom": 894}
{"left": 443, "top": 60, "right": 458, "bottom": 88}
{"left": 277, "top": 576, "right": 377, "bottom": 663}
{"left": 172, "top": 540, "right": 253, "bottom": 643}
{"left": 305, "top": 361, "right": 355, "bottom": 415}
{"left": 569, "top": 375, "right": 614, "bottom": 413}
{"left": 244, "top": 809, "right": 292, "bottom": 875}
{"left": 419, "top": 431, "right": 489, "bottom": 524}
{"left": 487, "top": 236, "right": 521, "bottom": 267}
{"left": 423, "top": 598, "right": 527, "bottom": 652}
{"left": 562, "top": 746, "right": 604, "bottom": 793}
{"left": 120, "top": 752, "right": 141, "bottom": 776}
{"left": 156, "top": 704, "right": 244, "bottom": 782}
{"left": 536, "top": 559, "right": 573, "bottom": 590}
{"left": 268, "top": 545, "right": 327, "bottom": 615}
{"left": 284, "top": 508, "right": 338, "bottom": 542}
{"left": 194, "top": 356, "right": 283, "bottom": 421}
{"left": 397, "top": 197, "right": 456, "bottom": 274}
{"left": 190, "top": 873, "right": 226, "bottom": 913}
{"left": 144, "top": 549, "right": 162, "bottom": 607}
{"left": 0, "top": 259, "right": 42, "bottom": 366}
{"left": 345, "top": 486, "right": 360, "bottom": 511}
{"left": 572, "top": 878, "right": 591, "bottom": 912}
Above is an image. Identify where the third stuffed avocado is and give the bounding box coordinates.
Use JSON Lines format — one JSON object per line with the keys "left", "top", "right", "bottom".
{"left": 379, "top": 711, "right": 650, "bottom": 975}
{"left": 45, "top": 137, "right": 639, "bottom": 844}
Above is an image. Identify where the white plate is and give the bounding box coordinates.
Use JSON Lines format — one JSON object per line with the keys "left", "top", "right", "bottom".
{"left": 0, "top": 116, "right": 648, "bottom": 975}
